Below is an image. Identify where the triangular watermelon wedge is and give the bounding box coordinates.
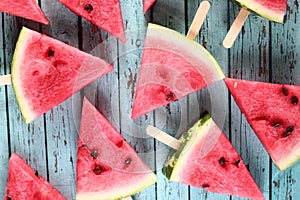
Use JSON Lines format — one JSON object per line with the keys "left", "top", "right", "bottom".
{"left": 225, "top": 78, "right": 300, "bottom": 170}
{"left": 163, "top": 114, "right": 265, "bottom": 200}
{"left": 4, "top": 153, "right": 66, "bottom": 200}
{"left": 0, "top": 0, "right": 49, "bottom": 24}
{"left": 233, "top": 0, "right": 287, "bottom": 23}
{"left": 12, "top": 27, "right": 114, "bottom": 124}
{"left": 131, "top": 23, "right": 225, "bottom": 119}
{"left": 143, "top": 0, "right": 156, "bottom": 13}
{"left": 57, "top": 0, "right": 125, "bottom": 43}
{"left": 76, "top": 98, "right": 157, "bottom": 199}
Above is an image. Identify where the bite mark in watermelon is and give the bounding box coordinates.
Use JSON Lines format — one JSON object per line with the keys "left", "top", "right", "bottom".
{"left": 0, "top": 0, "right": 49, "bottom": 24}
{"left": 12, "top": 27, "right": 114, "bottom": 124}
{"left": 4, "top": 153, "right": 66, "bottom": 200}
{"left": 233, "top": 0, "right": 287, "bottom": 23}
{"left": 76, "top": 98, "right": 157, "bottom": 200}
{"left": 131, "top": 23, "right": 225, "bottom": 119}
{"left": 225, "top": 78, "right": 300, "bottom": 170}
{"left": 163, "top": 114, "right": 264, "bottom": 200}
{"left": 58, "top": 0, "right": 125, "bottom": 43}
{"left": 143, "top": 0, "right": 156, "bottom": 13}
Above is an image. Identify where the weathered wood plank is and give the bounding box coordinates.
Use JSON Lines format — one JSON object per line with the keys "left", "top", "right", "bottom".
{"left": 41, "top": 0, "right": 78, "bottom": 198}
{"left": 118, "top": 0, "right": 156, "bottom": 199}
{"left": 271, "top": 0, "right": 300, "bottom": 199}
{"left": 151, "top": 0, "right": 189, "bottom": 199}
{"left": 228, "top": 1, "right": 271, "bottom": 200}
{"left": 187, "top": 0, "right": 230, "bottom": 199}
{"left": 0, "top": 13, "right": 10, "bottom": 198}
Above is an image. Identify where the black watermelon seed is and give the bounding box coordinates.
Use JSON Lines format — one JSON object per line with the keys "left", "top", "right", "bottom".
{"left": 286, "top": 126, "right": 294, "bottom": 133}
{"left": 47, "top": 48, "right": 55, "bottom": 58}
{"left": 282, "top": 87, "right": 289, "bottom": 96}
{"left": 219, "top": 157, "right": 226, "bottom": 167}
{"left": 202, "top": 183, "right": 210, "bottom": 188}
{"left": 84, "top": 4, "right": 93, "bottom": 12}
{"left": 35, "top": 170, "right": 39, "bottom": 176}
{"left": 283, "top": 126, "right": 294, "bottom": 137}
{"left": 283, "top": 131, "right": 292, "bottom": 137}
{"left": 166, "top": 92, "right": 174, "bottom": 101}
{"left": 234, "top": 160, "right": 240, "bottom": 166}
{"left": 91, "top": 150, "right": 98, "bottom": 159}
{"left": 125, "top": 158, "right": 131, "bottom": 164}
{"left": 7, "top": 197, "right": 11, "bottom": 200}
{"left": 292, "top": 96, "right": 298, "bottom": 105}
{"left": 93, "top": 166, "right": 103, "bottom": 175}
{"left": 272, "top": 122, "right": 281, "bottom": 127}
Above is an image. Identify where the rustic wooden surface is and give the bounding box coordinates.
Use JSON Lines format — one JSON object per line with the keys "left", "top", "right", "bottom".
{"left": 0, "top": 0, "right": 300, "bottom": 199}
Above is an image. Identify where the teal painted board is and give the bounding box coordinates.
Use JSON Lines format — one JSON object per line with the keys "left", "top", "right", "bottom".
{"left": 41, "top": 0, "right": 78, "bottom": 198}
{"left": 152, "top": 0, "right": 189, "bottom": 200}
{"left": 0, "top": 0, "right": 300, "bottom": 199}
{"left": 0, "top": 13, "right": 9, "bottom": 199}
{"left": 118, "top": 0, "right": 157, "bottom": 199}
{"left": 271, "top": 0, "right": 300, "bottom": 199}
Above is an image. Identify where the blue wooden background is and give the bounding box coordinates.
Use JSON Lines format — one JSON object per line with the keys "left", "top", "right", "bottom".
{"left": 0, "top": 0, "right": 300, "bottom": 199}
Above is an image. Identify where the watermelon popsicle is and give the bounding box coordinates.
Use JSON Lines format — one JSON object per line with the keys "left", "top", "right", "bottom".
{"left": 223, "top": 0, "right": 288, "bottom": 48}
{"left": 0, "top": 0, "right": 49, "bottom": 24}
{"left": 57, "top": 0, "right": 126, "bottom": 43}
{"left": 0, "top": 27, "right": 114, "bottom": 124}
{"left": 225, "top": 78, "right": 300, "bottom": 170}
{"left": 146, "top": 114, "right": 265, "bottom": 199}
{"left": 77, "top": 98, "right": 157, "bottom": 199}
{"left": 131, "top": 1, "right": 225, "bottom": 119}
{"left": 4, "top": 153, "right": 66, "bottom": 199}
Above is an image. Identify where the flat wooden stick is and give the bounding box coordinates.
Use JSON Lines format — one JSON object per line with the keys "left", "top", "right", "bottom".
{"left": 146, "top": 126, "right": 181, "bottom": 150}
{"left": 223, "top": 7, "right": 250, "bottom": 48}
{"left": 186, "top": 1, "right": 211, "bottom": 40}
{"left": 0, "top": 74, "right": 12, "bottom": 86}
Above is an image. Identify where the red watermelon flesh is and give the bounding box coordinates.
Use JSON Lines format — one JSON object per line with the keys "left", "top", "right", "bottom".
{"left": 163, "top": 114, "right": 264, "bottom": 200}
{"left": 58, "top": 0, "right": 125, "bottom": 43}
{"left": 11, "top": 27, "right": 114, "bottom": 124}
{"left": 143, "top": 0, "right": 156, "bottom": 13}
{"left": 225, "top": 78, "right": 300, "bottom": 170}
{"left": 0, "top": 0, "right": 49, "bottom": 24}
{"left": 4, "top": 153, "right": 66, "bottom": 200}
{"left": 234, "top": 0, "right": 287, "bottom": 23}
{"left": 76, "top": 98, "right": 157, "bottom": 200}
{"left": 131, "top": 23, "right": 225, "bottom": 119}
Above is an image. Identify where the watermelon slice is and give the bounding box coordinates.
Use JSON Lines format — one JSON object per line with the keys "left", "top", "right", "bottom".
{"left": 11, "top": 27, "right": 114, "bottom": 124}
{"left": 162, "top": 114, "right": 264, "bottom": 199}
{"left": 225, "top": 78, "right": 300, "bottom": 170}
{"left": 58, "top": 0, "right": 125, "bottom": 43}
{"left": 233, "top": 0, "right": 287, "bottom": 23}
{"left": 131, "top": 23, "right": 225, "bottom": 119}
{"left": 4, "top": 153, "right": 66, "bottom": 200}
{"left": 143, "top": 0, "right": 156, "bottom": 13}
{"left": 0, "top": 0, "right": 49, "bottom": 24}
{"left": 76, "top": 98, "right": 157, "bottom": 199}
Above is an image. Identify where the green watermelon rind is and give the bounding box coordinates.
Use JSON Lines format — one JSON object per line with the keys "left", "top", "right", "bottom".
{"left": 233, "top": 0, "right": 286, "bottom": 23}
{"left": 11, "top": 27, "right": 36, "bottom": 124}
{"left": 76, "top": 172, "right": 157, "bottom": 200}
{"left": 162, "top": 114, "right": 211, "bottom": 180}
{"left": 148, "top": 23, "right": 225, "bottom": 80}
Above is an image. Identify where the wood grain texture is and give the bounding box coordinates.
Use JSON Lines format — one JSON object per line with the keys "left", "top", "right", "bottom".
{"left": 0, "top": 12, "right": 9, "bottom": 199}
{"left": 229, "top": 1, "right": 271, "bottom": 199}
{"left": 0, "top": 0, "right": 299, "bottom": 199}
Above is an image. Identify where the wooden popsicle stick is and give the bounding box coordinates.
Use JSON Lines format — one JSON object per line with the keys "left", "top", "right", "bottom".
{"left": 146, "top": 126, "right": 181, "bottom": 150}
{"left": 186, "top": 1, "right": 211, "bottom": 40}
{"left": 0, "top": 74, "right": 12, "bottom": 86}
{"left": 223, "top": 7, "right": 250, "bottom": 48}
